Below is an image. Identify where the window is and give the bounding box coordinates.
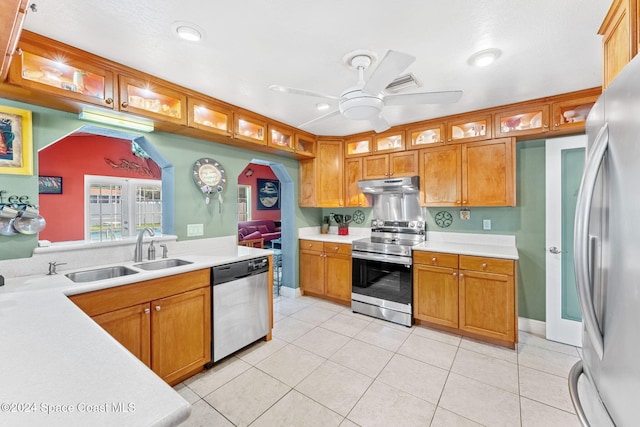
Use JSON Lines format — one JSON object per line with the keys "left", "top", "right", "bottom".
{"left": 85, "top": 175, "right": 162, "bottom": 241}
{"left": 238, "top": 185, "right": 251, "bottom": 221}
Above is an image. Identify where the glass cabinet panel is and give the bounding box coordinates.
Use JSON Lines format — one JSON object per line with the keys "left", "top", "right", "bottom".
{"left": 268, "top": 126, "right": 293, "bottom": 151}
{"left": 345, "top": 137, "right": 372, "bottom": 157}
{"left": 234, "top": 113, "right": 266, "bottom": 144}
{"left": 494, "top": 105, "right": 549, "bottom": 137}
{"left": 407, "top": 122, "right": 445, "bottom": 149}
{"left": 374, "top": 132, "right": 404, "bottom": 153}
{"left": 295, "top": 134, "right": 316, "bottom": 157}
{"left": 187, "top": 98, "right": 232, "bottom": 136}
{"left": 551, "top": 96, "right": 597, "bottom": 132}
{"left": 124, "top": 84, "right": 182, "bottom": 119}
{"left": 447, "top": 114, "right": 492, "bottom": 143}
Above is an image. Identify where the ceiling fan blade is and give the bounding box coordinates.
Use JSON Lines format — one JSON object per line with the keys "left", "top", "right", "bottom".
{"left": 370, "top": 115, "right": 391, "bottom": 133}
{"left": 362, "top": 50, "right": 416, "bottom": 96}
{"left": 269, "top": 84, "right": 338, "bottom": 100}
{"left": 298, "top": 109, "right": 341, "bottom": 129}
{"left": 385, "top": 90, "right": 463, "bottom": 106}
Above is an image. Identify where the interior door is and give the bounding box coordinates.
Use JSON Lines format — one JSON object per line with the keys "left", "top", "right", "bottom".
{"left": 545, "top": 134, "right": 586, "bottom": 346}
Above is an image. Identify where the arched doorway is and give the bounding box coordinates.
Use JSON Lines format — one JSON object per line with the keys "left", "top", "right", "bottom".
{"left": 238, "top": 159, "right": 295, "bottom": 295}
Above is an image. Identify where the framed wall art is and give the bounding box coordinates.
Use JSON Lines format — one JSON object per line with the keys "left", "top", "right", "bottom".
{"left": 0, "top": 105, "right": 33, "bottom": 175}
{"left": 38, "top": 176, "right": 63, "bottom": 194}
{"left": 256, "top": 178, "right": 280, "bottom": 210}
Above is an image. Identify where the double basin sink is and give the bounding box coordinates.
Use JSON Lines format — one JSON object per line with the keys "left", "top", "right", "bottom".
{"left": 65, "top": 259, "right": 193, "bottom": 283}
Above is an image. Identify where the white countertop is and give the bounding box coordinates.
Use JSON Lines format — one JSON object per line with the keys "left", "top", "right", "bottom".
{"left": 0, "top": 238, "right": 268, "bottom": 427}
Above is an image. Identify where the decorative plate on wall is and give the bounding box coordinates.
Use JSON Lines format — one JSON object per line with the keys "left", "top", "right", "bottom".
{"left": 434, "top": 211, "right": 453, "bottom": 228}
{"left": 192, "top": 158, "right": 226, "bottom": 204}
{"left": 352, "top": 209, "right": 366, "bottom": 224}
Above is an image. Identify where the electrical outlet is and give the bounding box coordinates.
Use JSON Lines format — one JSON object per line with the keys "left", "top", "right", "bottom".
{"left": 483, "top": 219, "right": 492, "bottom": 230}
{"left": 187, "top": 223, "right": 204, "bottom": 236}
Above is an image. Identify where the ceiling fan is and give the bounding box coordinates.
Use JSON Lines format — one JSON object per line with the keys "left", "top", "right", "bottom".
{"left": 269, "top": 50, "right": 463, "bottom": 133}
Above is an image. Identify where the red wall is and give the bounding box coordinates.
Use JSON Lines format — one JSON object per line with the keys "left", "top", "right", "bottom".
{"left": 238, "top": 163, "right": 280, "bottom": 221}
{"left": 38, "top": 134, "right": 161, "bottom": 242}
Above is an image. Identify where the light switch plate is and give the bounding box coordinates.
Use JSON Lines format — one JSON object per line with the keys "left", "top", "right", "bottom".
{"left": 483, "top": 219, "right": 492, "bottom": 230}
{"left": 187, "top": 223, "right": 204, "bottom": 236}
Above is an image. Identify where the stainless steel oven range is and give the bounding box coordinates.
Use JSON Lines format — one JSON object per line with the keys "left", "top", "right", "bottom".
{"left": 351, "top": 219, "right": 425, "bottom": 326}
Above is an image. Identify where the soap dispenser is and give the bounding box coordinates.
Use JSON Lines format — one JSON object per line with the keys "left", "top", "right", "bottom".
{"left": 148, "top": 240, "right": 156, "bottom": 260}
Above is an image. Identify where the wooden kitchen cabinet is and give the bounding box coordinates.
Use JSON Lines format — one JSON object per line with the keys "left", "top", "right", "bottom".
{"left": 420, "top": 137, "right": 515, "bottom": 207}
{"left": 494, "top": 104, "right": 549, "bottom": 138}
{"left": 362, "top": 150, "right": 419, "bottom": 180}
{"left": 406, "top": 120, "right": 446, "bottom": 149}
{"left": 345, "top": 157, "right": 368, "bottom": 207}
{"left": 234, "top": 111, "right": 267, "bottom": 145}
{"left": 599, "top": 0, "right": 638, "bottom": 88}
{"left": 345, "top": 135, "right": 373, "bottom": 157}
{"left": 294, "top": 131, "right": 316, "bottom": 158}
{"left": 299, "top": 138, "right": 344, "bottom": 207}
{"left": 550, "top": 95, "right": 598, "bottom": 133}
{"left": 413, "top": 251, "right": 517, "bottom": 349}
{"left": 92, "top": 302, "right": 152, "bottom": 367}
{"left": 446, "top": 113, "right": 492, "bottom": 144}
{"left": 268, "top": 123, "right": 295, "bottom": 152}
{"left": 119, "top": 74, "right": 187, "bottom": 125}
{"left": 299, "top": 240, "right": 351, "bottom": 304}
{"left": 0, "top": 0, "right": 28, "bottom": 81}
{"left": 373, "top": 131, "right": 405, "bottom": 153}
{"left": 187, "top": 96, "right": 233, "bottom": 137}
{"left": 8, "top": 32, "right": 116, "bottom": 109}
{"left": 69, "top": 269, "right": 211, "bottom": 385}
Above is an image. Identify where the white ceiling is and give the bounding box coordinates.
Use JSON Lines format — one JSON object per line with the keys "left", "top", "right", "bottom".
{"left": 23, "top": 0, "right": 611, "bottom": 136}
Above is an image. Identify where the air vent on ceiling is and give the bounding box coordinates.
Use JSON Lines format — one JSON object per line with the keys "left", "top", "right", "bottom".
{"left": 384, "top": 73, "right": 422, "bottom": 93}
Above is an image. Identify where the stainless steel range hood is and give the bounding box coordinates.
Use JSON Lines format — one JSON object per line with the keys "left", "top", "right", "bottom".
{"left": 358, "top": 176, "right": 422, "bottom": 221}
{"left": 357, "top": 176, "right": 420, "bottom": 194}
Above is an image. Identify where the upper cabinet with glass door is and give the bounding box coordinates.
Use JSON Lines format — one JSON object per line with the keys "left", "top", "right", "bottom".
{"left": 406, "top": 120, "right": 446, "bottom": 150}
{"left": 550, "top": 95, "right": 598, "bottom": 133}
{"left": 187, "top": 97, "right": 233, "bottom": 137}
{"left": 294, "top": 131, "right": 316, "bottom": 158}
{"left": 118, "top": 74, "right": 187, "bottom": 125}
{"left": 494, "top": 104, "right": 549, "bottom": 138}
{"left": 374, "top": 131, "right": 405, "bottom": 153}
{"left": 268, "top": 124, "right": 294, "bottom": 152}
{"left": 234, "top": 111, "right": 267, "bottom": 145}
{"left": 446, "top": 114, "right": 492, "bottom": 144}
{"left": 345, "top": 135, "right": 373, "bottom": 157}
{"left": 9, "top": 32, "right": 116, "bottom": 108}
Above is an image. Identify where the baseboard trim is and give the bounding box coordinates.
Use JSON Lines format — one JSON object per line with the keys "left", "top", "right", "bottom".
{"left": 280, "top": 286, "right": 301, "bottom": 298}
{"left": 518, "top": 317, "right": 546, "bottom": 337}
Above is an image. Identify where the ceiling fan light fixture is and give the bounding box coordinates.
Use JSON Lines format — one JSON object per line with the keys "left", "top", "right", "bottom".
{"left": 468, "top": 48, "right": 501, "bottom": 67}
{"left": 339, "top": 90, "right": 384, "bottom": 120}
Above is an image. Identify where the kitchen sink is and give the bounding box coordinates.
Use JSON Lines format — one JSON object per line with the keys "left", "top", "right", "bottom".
{"left": 66, "top": 266, "right": 139, "bottom": 283}
{"left": 133, "top": 259, "right": 193, "bottom": 271}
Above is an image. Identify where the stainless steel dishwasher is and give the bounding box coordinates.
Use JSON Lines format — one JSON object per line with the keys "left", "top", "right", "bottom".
{"left": 209, "top": 256, "right": 269, "bottom": 364}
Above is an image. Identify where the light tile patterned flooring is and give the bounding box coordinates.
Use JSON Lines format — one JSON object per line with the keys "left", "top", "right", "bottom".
{"left": 175, "top": 296, "right": 582, "bottom": 426}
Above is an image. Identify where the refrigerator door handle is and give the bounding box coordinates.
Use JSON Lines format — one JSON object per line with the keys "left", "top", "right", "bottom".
{"left": 569, "top": 360, "right": 591, "bottom": 427}
{"left": 574, "top": 122, "right": 608, "bottom": 360}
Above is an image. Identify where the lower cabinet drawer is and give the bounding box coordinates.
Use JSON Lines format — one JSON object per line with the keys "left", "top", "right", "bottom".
{"left": 459, "top": 255, "right": 514, "bottom": 275}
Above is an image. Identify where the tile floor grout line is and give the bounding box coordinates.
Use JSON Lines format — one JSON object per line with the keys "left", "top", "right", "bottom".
{"left": 198, "top": 396, "right": 239, "bottom": 427}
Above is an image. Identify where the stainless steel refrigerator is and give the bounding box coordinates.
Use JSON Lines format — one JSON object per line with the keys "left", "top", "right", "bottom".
{"left": 569, "top": 54, "right": 640, "bottom": 426}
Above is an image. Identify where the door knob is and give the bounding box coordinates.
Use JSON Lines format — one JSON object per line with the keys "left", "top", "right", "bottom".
{"left": 549, "top": 246, "right": 563, "bottom": 254}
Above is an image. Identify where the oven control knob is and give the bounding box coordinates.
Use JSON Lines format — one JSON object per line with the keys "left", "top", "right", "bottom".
{"left": 409, "top": 221, "right": 415, "bottom": 228}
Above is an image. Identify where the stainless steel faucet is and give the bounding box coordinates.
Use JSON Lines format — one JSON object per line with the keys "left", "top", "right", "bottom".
{"left": 47, "top": 261, "right": 67, "bottom": 275}
{"left": 134, "top": 227, "right": 155, "bottom": 262}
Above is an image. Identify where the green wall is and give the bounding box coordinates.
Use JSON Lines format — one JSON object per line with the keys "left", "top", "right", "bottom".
{"left": 0, "top": 98, "right": 320, "bottom": 260}
{"left": 324, "top": 139, "right": 547, "bottom": 321}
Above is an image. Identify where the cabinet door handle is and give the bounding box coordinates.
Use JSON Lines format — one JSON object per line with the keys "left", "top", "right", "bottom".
{"left": 121, "top": 101, "right": 129, "bottom": 108}
{"left": 144, "top": 308, "right": 150, "bottom": 314}
{"left": 155, "top": 305, "right": 161, "bottom": 311}
{"left": 105, "top": 98, "right": 113, "bottom": 105}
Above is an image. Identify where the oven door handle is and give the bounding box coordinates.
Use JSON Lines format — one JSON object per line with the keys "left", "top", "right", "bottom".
{"left": 351, "top": 251, "right": 413, "bottom": 266}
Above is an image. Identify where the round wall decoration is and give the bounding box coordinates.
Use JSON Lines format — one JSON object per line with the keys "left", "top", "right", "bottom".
{"left": 192, "top": 158, "right": 226, "bottom": 204}
{"left": 434, "top": 211, "right": 453, "bottom": 228}
{"left": 352, "top": 210, "right": 366, "bottom": 224}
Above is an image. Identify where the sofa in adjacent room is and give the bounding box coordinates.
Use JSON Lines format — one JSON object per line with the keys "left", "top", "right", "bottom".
{"left": 238, "top": 220, "right": 281, "bottom": 246}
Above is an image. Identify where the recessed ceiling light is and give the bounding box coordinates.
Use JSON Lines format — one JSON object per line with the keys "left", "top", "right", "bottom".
{"left": 468, "top": 48, "right": 501, "bottom": 67}
{"left": 316, "top": 102, "right": 330, "bottom": 111}
{"left": 171, "top": 21, "right": 204, "bottom": 42}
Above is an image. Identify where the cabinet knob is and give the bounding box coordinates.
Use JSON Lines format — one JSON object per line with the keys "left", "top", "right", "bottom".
{"left": 431, "top": 257, "right": 437, "bottom": 262}
{"left": 459, "top": 273, "right": 464, "bottom": 278}
{"left": 121, "top": 101, "right": 129, "bottom": 108}
{"left": 554, "top": 123, "right": 560, "bottom": 127}
{"left": 482, "top": 263, "right": 488, "bottom": 270}
{"left": 144, "top": 308, "right": 150, "bottom": 314}
{"left": 543, "top": 124, "right": 549, "bottom": 129}
{"left": 455, "top": 200, "right": 461, "bottom": 205}
{"left": 389, "top": 172, "right": 393, "bottom": 176}
{"left": 453, "top": 272, "right": 457, "bottom": 277}
{"left": 333, "top": 246, "right": 338, "bottom": 252}
{"left": 462, "top": 200, "right": 467, "bottom": 205}
{"left": 105, "top": 98, "right": 113, "bottom": 105}
{"left": 155, "top": 305, "right": 161, "bottom": 311}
